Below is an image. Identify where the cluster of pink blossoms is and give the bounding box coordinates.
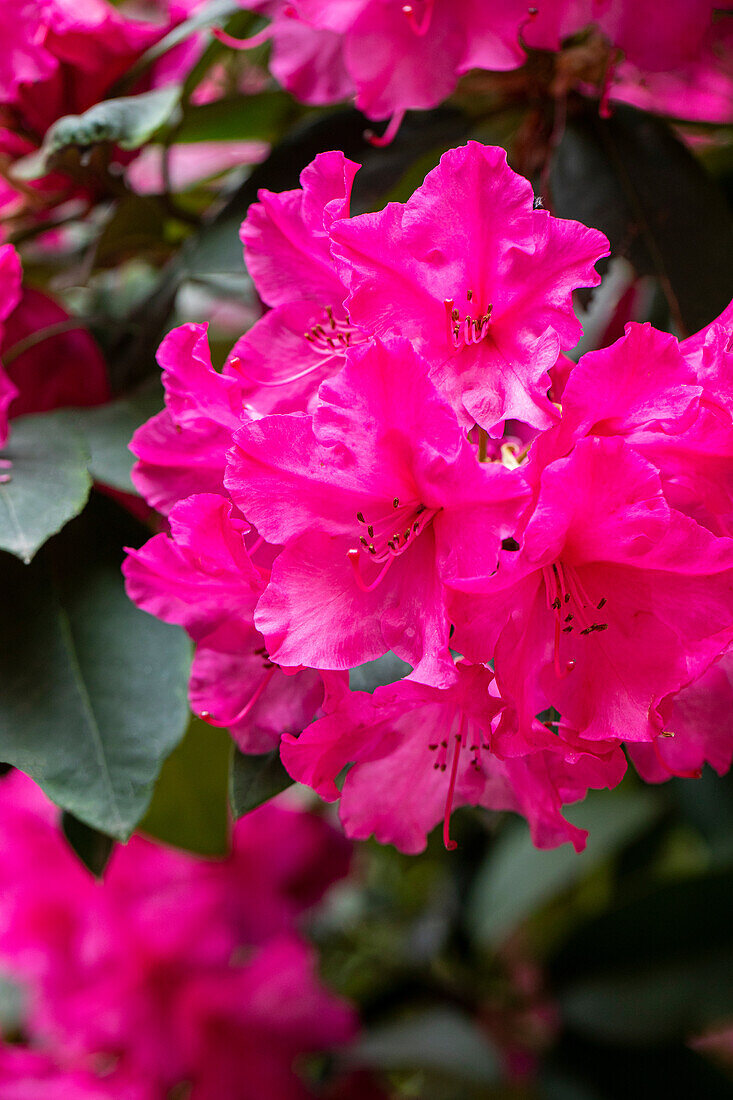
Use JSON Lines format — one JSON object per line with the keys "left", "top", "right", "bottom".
{"left": 125, "top": 141, "right": 733, "bottom": 854}
{"left": 0, "top": 771, "right": 363, "bottom": 1098}
{"left": 222, "top": 1, "right": 733, "bottom": 132}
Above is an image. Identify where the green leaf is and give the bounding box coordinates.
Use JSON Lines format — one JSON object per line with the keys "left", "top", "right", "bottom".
{"left": 553, "top": 867, "right": 733, "bottom": 1042}
{"left": 550, "top": 102, "right": 733, "bottom": 335}
{"left": 0, "top": 500, "right": 190, "bottom": 839}
{"left": 347, "top": 1007, "right": 501, "bottom": 1086}
{"left": 229, "top": 746, "right": 293, "bottom": 819}
{"left": 349, "top": 651, "right": 412, "bottom": 693}
{"left": 13, "top": 86, "right": 182, "bottom": 181}
{"left": 175, "top": 91, "right": 294, "bottom": 144}
{"left": 466, "top": 790, "right": 662, "bottom": 948}
{"left": 68, "top": 381, "right": 163, "bottom": 492}
{"left": 61, "top": 811, "right": 114, "bottom": 877}
{"left": 0, "top": 412, "right": 91, "bottom": 563}
{"left": 141, "top": 716, "right": 231, "bottom": 856}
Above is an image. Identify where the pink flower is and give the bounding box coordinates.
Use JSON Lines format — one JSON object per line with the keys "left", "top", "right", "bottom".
{"left": 629, "top": 650, "right": 733, "bottom": 782}
{"left": 124, "top": 492, "right": 329, "bottom": 751}
{"left": 225, "top": 336, "right": 529, "bottom": 685}
{"left": 130, "top": 323, "right": 249, "bottom": 513}
{"left": 282, "top": 662, "right": 626, "bottom": 853}
{"left": 234, "top": 150, "right": 364, "bottom": 414}
{"left": 449, "top": 436, "right": 733, "bottom": 745}
{"left": 291, "top": 0, "right": 529, "bottom": 121}
{"left": 330, "top": 143, "right": 608, "bottom": 433}
{"left": 226, "top": 1, "right": 354, "bottom": 106}
{"left": 0, "top": 772, "right": 357, "bottom": 1098}
{"left": 0, "top": 1045, "right": 147, "bottom": 1100}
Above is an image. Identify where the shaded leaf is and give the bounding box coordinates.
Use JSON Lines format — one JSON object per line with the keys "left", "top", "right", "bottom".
{"left": 141, "top": 716, "right": 231, "bottom": 856}
{"left": 466, "top": 791, "right": 662, "bottom": 948}
{"left": 13, "top": 86, "right": 182, "bottom": 181}
{"left": 176, "top": 91, "right": 293, "bottom": 144}
{"left": 346, "top": 1007, "right": 500, "bottom": 1085}
{"left": 0, "top": 412, "right": 91, "bottom": 563}
{"left": 550, "top": 102, "right": 733, "bottom": 334}
{"left": 61, "top": 811, "right": 115, "bottom": 877}
{"left": 0, "top": 499, "right": 190, "bottom": 839}
{"left": 117, "top": 0, "right": 242, "bottom": 89}
{"left": 349, "top": 651, "right": 412, "bottom": 694}
{"left": 68, "top": 381, "right": 163, "bottom": 492}
{"left": 229, "top": 746, "right": 293, "bottom": 819}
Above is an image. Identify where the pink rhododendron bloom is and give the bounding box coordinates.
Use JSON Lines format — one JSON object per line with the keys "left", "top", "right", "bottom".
{"left": 0, "top": 1046, "right": 146, "bottom": 1100}
{"left": 291, "top": 0, "right": 529, "bottom": 123}
{"left": 1, "top": 286, "right": 110, "bottom": 417}
{"left": 130, "top": 323, "right": 252, "bottom": 512}
{"left": 234, "top": 150, "right": 363, "bottom": 412}
{"left": 282, "top": 661, "right": 626, "bottom": 853}
{"left": 330, "top": 143, "right": 608, "bottom": 433}
{"left": 127, "top": 140, "right": 270, "bottom": 194}
{"left": 124, "top": 492, "right": 329, "bottom": 750}
{"left": 449, "top": 436, "right": 733, "bottom": 745}
{"left": 226, "top": 336, "right": 529, "bottom": 685}
{"left": 0, "top": 772, "right": 357, "bottom": 1098}
{"left": 223, "top": 1, "right": 354, "bottom": 106}
{"left": 629, "top": 650, "right": 733, "bottom": 782}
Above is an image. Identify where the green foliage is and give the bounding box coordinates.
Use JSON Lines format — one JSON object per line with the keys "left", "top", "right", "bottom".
{"left": 0, "top": 412, "right": 91, "bottom": 563}
{"left": 13, "top": 86, "right": 182, "bottom": 181}
{"left": 229, "top": 746, "right": 293, "bottom": 819}
{"left": 141, "top": 716, "right": 231, "bottom": 856}
{"left": 68, "top": 382, "right": 164, "bottom": 493}
{"left": 0, "top": 501, "right": 190, "bottom": 839}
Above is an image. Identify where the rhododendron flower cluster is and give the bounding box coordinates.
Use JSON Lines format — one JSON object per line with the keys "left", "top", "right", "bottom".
{"left": 219, "top": 1, "right": 733, "bottom": 131}
{"left": 124, "top": 139, "right": 733, "bottom": 855}
{"left": 0, "top": 771, "right": 359, "bottom": 1098}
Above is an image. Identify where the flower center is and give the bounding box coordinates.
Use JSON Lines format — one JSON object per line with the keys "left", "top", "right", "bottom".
{"left": 348, "top": 496, "right": 438, "bottom": 592}
{"left": 542, "top": 561, "right": 608, "bottom": 678}
{"left": 304, "top": 306, "right": 363, "bottom": 358}
{"left": 428, "top": 710, "right": 491, "bottom": 850}
{"left": 444, "top": 290, "right": 492, "bottom": 351}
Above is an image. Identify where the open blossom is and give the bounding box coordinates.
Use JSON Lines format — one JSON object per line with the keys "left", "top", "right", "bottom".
{"left": 235, "top": 149, "right": 363, "bottom": 414}
{"left": 330, "top": 143, "right": 608, "bottom": 433}
{"left": 225, "top": 336, "right": 529, "bottom": 685}
{"left": 124, "top": 492, "right": 329, "bottom": 750}
{"left": 282, "top": 661, "right": 626, "bottom": 854}
{"left": 449, "top": 436, "right": 733, "bottom": 745}
{"left": 0, "top": 771, "right": 357, "bottom": 1098}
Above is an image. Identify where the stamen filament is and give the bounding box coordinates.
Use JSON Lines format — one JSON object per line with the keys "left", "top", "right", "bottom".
{"left": 200, "top": 666, "right": 277, "bottom": 728}
{"left": 348, "top": 549, "right": 395, "bottom": 593}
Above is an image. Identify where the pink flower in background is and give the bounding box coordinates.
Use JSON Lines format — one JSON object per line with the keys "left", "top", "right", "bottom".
{"left": 282, "top": 661, "right": 626, "bottom": 853}
{"left": 226, "top": 337, "right": 529, "bottom": 685}
{"left": 330, "top": 143, "right": 608, "bottom": 432}
{"left": 449, "top": 436, "right": 733, "bottom": 745}
{"left": 0, "top": 771, "right": 357, "bottom": 1099}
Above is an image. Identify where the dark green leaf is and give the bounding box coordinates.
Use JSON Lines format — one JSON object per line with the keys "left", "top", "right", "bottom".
{"left": 347, "top": 1007, "right": 501, "bottom": 1085}
{"left": 229, "top": 746, "right": 293, "bottom": 819}
{"left": 349, "top": 651, "right": 412, "bottom": 693}
{"left": 466, "top": 790, "right": 662, "bottom": 948}
{"left": 13, "top": 86, "right": 182, "bottom": 180}
{"left": 0, "top": 412, "right": 91, "bottom": 563}
{"left": 61, "top": 811, "right": 114, "bottom": 877}
{"left": 175, "top": 91, "right": 294, "bottom": 144}
{"left": 67, "top": 381, "right": 164, "bottom": 492}
{"left": 0, "top": 500, "right": 190, "bottom": 839}
{"left": 118, "top": 0, "right": 242, "bottom": 87}
{"left": 141, "top": 716, "right": 231, "bottom": 856}
{"left": 550, "top": 102, "right": 733, "bottom": 334}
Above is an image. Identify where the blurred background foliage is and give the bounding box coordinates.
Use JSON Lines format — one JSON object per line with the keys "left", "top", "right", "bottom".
{"left": 2, "top": 1, "right": 733, "bottom": 1095}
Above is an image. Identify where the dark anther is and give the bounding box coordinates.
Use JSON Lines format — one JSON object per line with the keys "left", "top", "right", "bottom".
{"left": 393, "top": 497, "right": 400, "bottom": 508}
{"left": 502, "top": 537, "right": 520, "bottom": 551}
{"left": 356, "top": 511, "right": 365, "bottom": 523}
{"left": 597, "top": 597, "right": 607, "bottom": 609}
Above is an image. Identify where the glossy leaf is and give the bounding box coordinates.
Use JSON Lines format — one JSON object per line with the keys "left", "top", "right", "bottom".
{"left": 0, "top": 412, "right": 91, "bottom": 563}
{"left": 0, "top": 501, "right": 190, "bottom": 839}
{"left": 141, "top": 716, "right": 231, "bottom": 856}
{"left": 68, "top": 382, "right": 163, "bottom": 492}
{"left": 466, "top": 790, "right": 662, "bottom": 948}
{"left": 229, "top": 746, "right": 293, "bottom": 820}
